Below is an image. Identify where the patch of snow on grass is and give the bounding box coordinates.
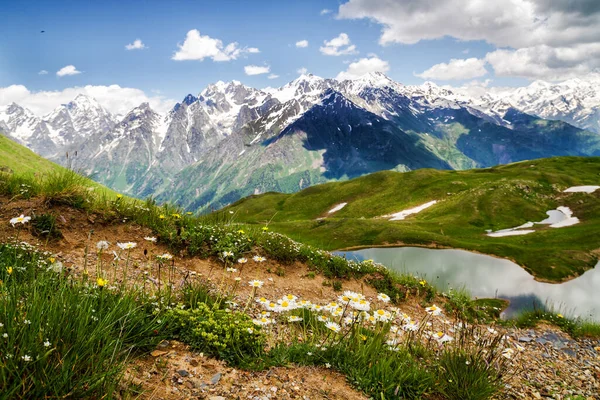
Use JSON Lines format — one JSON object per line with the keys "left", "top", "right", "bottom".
{"left": 487, "top": 230, "right": 536, "bottom": 237}
{"left": 547, "top": 206, "right": 579, "bottom": 228}
{"left": 563, "top": 186, "right": 600, "bottom": 193}
{"left": 328, "top": 202, "right": 347, "bottom": 214}
{"left": 384, "top": 200, "right": 438, "bottom": 221}
{"left": 487, "top": 206, "right": 579, "bottom": 237}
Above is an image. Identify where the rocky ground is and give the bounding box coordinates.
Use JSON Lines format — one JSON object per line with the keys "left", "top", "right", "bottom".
{"left": 1, "top": 196, "right": 599, "bottom": 400}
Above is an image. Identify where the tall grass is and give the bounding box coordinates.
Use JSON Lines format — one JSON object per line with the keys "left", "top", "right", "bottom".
{"left": 0, "top": 243, "right": 172, "bottom": 398}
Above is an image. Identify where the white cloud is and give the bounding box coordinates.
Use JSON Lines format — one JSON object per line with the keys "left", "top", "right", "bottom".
{"left": 319, "top": 33, "right": 358, "bottom": 56}
{"left": 38, "top": 70, "right": 48, "bottom": 75}
{"left": 172, "top": 29, "right": 258, "bottom": 62}
{"left": 267, "top": 74, "right": 279, "bottom": 79}
{"left": 296, "top": 40, "right": 309, "bottom": 48}
{"left": 416, "top": 58, "right": 488, "bottom": 80}
{"left": 337, "top": 0, "right": 600, "bottom": 80}
{"left": 0, "top": 84, "right": 176, "bottom": 116}
{"left": 336, "top": 56, "right": 390, "bottom": 80}
{"left": 125, "top": 39, "right": 147, "bottom": 50}
{"left": 244, "top": 65, "right": 270, "bottom": 75}
{"left": 297, "top": 67, "right": 308, "bottom": 75}
{"left": 56, "top": 65, "right": 81, "bottom": 77}
{"left": 320, "top": 9, "right": 332, "bottom": 15}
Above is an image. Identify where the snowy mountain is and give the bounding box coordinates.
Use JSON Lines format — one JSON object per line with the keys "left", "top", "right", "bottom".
{"left": 2, "top": 73, "right": 600, "bottom": 211}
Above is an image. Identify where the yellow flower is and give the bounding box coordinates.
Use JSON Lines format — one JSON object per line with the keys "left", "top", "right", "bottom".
{"left": 557, "top": 314, "right": 564, "bottom": 319}
{"left": 419, "top": 280, "right": 427, "bottom": 287}
{"left": 171, "top": 213, "right": 181, "bottom": 219}
{"left": 96, "top": 277, "right": 108, "bottom": 287}
{"left": 360, "top": 334, "right": 367, "bottom": 341}
{"left": 186, "top": 212, "right": 193, "bottom": 215}
{"left": 6, "top": 267, "right": 13, "bottom": 275}
{"left": 262, "top": 226, "right": 269, "bottom": 231}
{"left": 116, "top": 194, "right": 123, "bottom": 199}
{"left": 237, "top": 229, "right": 245, "bottom": 234}
{"left": 159, "top": 214, "right": 165, "bottom": 219}
{"left": 49, "top": 257, "right": 56, "bottom": 264}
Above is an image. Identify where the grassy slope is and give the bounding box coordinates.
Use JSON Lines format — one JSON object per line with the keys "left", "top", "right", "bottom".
{"left": 0, "top": 133, "right": 119, "bottom": 198}
{"left": 223, "top": 157, "right": 600, "bottom": 282}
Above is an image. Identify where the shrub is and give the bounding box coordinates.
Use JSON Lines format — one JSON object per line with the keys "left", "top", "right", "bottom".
{"left": 31, "top": 213, "right": 63, "bottom": 240}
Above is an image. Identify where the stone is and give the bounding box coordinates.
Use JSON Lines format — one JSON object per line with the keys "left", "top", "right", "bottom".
{"left": 210, "top": 372, "right": 222, "bottom": 385}
{"left": 519, "top": 336, "right": 533, "bottom": 342}
{"left": 177, "top": 369, "right": 189, "bottom": 377}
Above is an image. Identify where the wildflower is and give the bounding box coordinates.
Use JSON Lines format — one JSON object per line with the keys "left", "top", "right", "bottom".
{"left": 403, "top": 322, "right": 419, "bottom": 331}
{"left": 325, "top": 363, "right": 331, "bottom": 368}
{"left": 144, "top": 237, "right": 157, "bottom": 243}
{"left": 237, "top": 257, "right": 248, "bottom": 264}
{"left": 23, "top": 319, "right": 31, "bottom": 325}
{"left": 96, "top": 241, "right": 110, "bottom": 250}
{"left": 2, "top": 333, "right": 7, "bottom": 338}
{"left": 156, "top": 253, "right": 173, "bottom": 260}
{"left": 307, "top": 352, "right": 313, "bottom": 356}
{"left": 96, "top": 277, "right": 108, "bottom": 287}
{"left": 21, "top": 355, "right": 31, "bottom": 362}
{"left": 117, "top": 242, "right": 137, "bottom": 250}
{"left": 265, "top": 302, "right": 278, "bottom": 311}
{"left": 234, "top": 277, "right": 242, "bottom": 282}
{"left": 557, "top": 314, "right": 564, "bottom": 319}
{"left": 434, "top": 331, "right": 454, "bottom": 343}
{"left": 297, "top": 300, "right": 312, "bottom": 308}
{"left": 256, "top": 297, "right": 269, "bottom": 305}
{"left": 226, "top": 267, "right": 238, "bottom": 273}
{"left": 288, "top": 316, "right": 303, "bottom": 322}
{"left": 425, "top": 304, "right": 442, "bottom": 316}
{"left": 237, "top": 229, "right": 245, "bottom": 234}
{"left": 262, "top": 226, "right": 269, "bottom": 231}
{"left": 116, "top": 194, "right": 123, "bottom": 199}
{"left": 222, "top": 251, "right": 234, "bottom": 258}
{"left": 252, "top": 317, "right": 274, "bottom": 326}
{"left": 6, "top": 267, "right": 13, "bottom": 275}
{"left": 317, "top": 315, "right": 329, "bottom": 323}
{"left": 419, "top": 280, "right": 427, "bottom": 287}
{"left": 349, "top": 299, "right": 370, "bottom": 312}
{"left": 159, "top": 214, "right": 165, "bottom": 219}
{"left": 390, "top": 325, "right": 399, "bottom": 334}
{"left": 10, "top": 215, "right": 31, "bottom": 226}
{"left": 377, "top": 293, "right": 391, "bottom": 303}
{"left": 249, "top": 280, "right": 264, "bottom": 288}
{"left": 283, "top": 294, "right": 298, "bottom": 302}
{"left": 502, "top": 348, "right": 515, "bottom": 359}
{"left": 186, "top": 211, "right": 193, "bottom": 215}
{"left": 0, "top": 323, "right": 3, "bottom": 327}
{"left": 43, "top": 340, "right": 51, "bottom": 347}
{"left": 325, "top": 321, "right": 341, "bottom": 333}
{"left": 253, "top": 255, "right": 266, "bottom": 262}
{"left": 373, "top": 309, "right": 392, "bottom": 322}
{"left": 171, "top": 213, "right": 181, "bottom": 219}
{"left": 487, "top": 327, "right": 498, "bottom": 335}
{"left": 465, "top": 360, "right": 471, "bottom": 365}
{"left": 276, "top": 300, "right": 296, "bottom": 312}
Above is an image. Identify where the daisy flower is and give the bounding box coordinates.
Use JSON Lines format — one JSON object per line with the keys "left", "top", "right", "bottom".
{"left": 10, "top": 215, "right": 31, "bottom": 226}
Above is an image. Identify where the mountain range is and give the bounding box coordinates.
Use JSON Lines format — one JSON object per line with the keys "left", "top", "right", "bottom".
{"left": 2, "top": 72, "right": 600, "bottom": 211}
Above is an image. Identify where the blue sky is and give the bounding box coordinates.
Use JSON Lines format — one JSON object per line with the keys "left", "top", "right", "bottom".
{"left": 1, "top": 0, "right": 597, "bottom": 115}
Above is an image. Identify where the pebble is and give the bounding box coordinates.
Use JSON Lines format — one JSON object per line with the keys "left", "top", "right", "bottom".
{"left": 210, "top": 372, "right": 222, "bottom": 385}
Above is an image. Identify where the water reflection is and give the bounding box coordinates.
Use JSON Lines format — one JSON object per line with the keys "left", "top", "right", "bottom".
{"left": 335, "top": 247, "right": 600, "bottom": 321}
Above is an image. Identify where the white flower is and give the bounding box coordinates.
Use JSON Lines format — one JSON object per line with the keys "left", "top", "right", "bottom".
{"left": 21, "top": 355, "right": 31, "bottom": 362}
{"left": 325, "top": 363, "right": 331, "bottom": 368}
{"left": 373, "top": 309, "right": 392, "bottom": 322}
{"left": 317, "top": 315, "right": 329, "bottom": 323}
{"left": 377, "top": 293, "right": 391, "bottom": 303}
{"left": 433, "top": 331, "right": 454, "bottom": 343}
{"left": 253, "top": 255, "right": 266, "bottom": 262}
{"left": 226, "top": 267, "right": 238, "bottom": 273}
{"left": 237, "top": 257, "right": 248, "bottom": 264}
{"left": 96, "top": 241, "right": 110, "bottom": 250}
{"left": 144, "top": 236, "right": 157, "bottom": 243}
{"left": 297, "top": 300, "right": 312, "bottom": 309}
{"left": 425, "top": 304, "right": 443, "bottom": 316}
{"left": 288, "top": 316, "right": 303, "bottom": 322}
{"left": 156, "top": 253, "right": 173, "bottom": 260}
{"left": 249, "top": 280, "right": 264, "bottom": 288}
{"left": 222, "top": 251, "right": 234, "bottom": 258}
{"left": 403, "top": 322, "right": 418, "bottom": 331}
{"left": 275, "top": 300, "right": 296, "bottom": 312}
{"left": 349, "top": 299, "right": 370, "bottom": 312}
{"left": 487, "top": 327, "right": 498, "bottom": 335}
{"left": 234, "top": 277, "right": 241, "bottom": 282}
{"left": 256, "top": 297, "right": 270, "bottom": 305}
{"left": 23, "top": 319, "right": 31, "bottom": 325}
{"left": 325, "top": 321, "right": 341, "bottom": 333}
{"left": 502, "top": 348, "right": 515, "bottom": 359}
{"left": 252, "top": 317, "right": 274, "bottom": 326}
{"left": 2, "top": 333, "right": 8, "bottom": 338}
{"left": 117, "top": 242, "right": 137, "bottom": 250}
{"left": 10, "top": 215, "right": 31, "bottom": 226}
{"left": 47, "top": 260, "right": 63, "bottom": 273}
{"left": 43, "top": 340, "right": 51, "bottom": 347}
{"left": 0, "top": 323, "right": 3, "bottom": 327}
{"left": 246, "top": 328, "right": 254, "bottom": 334}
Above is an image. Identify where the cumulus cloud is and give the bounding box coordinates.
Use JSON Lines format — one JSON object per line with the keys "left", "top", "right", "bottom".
{"left": 125, "top": 39, "right": 147, "bottom": 50}
{"left": 267, "top": 74, "right": 279, "bottom": 79}
{"left": 319, "top": 33, "right": 358, "bottom": 56}
{"left": 295, "top": 40, "right": 309, "bottom": 48}
{"left": 0, "top": 84, "right": 176, "bottom": 116}
{"left": 416, "top": 58, "right": 488, "bottom": 81}
{"left": 56, "top": 65, "right": 81, "bottom": 77}
{"left": 320, "top": 9, "right": 332, "bottom": 15}
{"left": 297, "top": 67, "right": 308, "bottom": 75}
{"left": 336, "top": 56, "right": 390, "bottom": 80}
{"left": 244, "top": 65, "right": 270, "bottom": 75}
{"left": 172, "top": 29, "right": 258, "bottom": 62}
{"left": 337, "top": 0, "right": 600, "bottom": 80}
{"left": 38, "top": 70, "right": 48, "bottom": 75}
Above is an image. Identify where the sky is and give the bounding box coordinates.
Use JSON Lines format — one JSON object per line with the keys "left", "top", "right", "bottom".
{"left": 1, "top": 0, "right": 599, "bottom": 116}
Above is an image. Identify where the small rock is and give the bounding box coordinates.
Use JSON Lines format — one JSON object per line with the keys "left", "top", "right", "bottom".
{"left": 210, "top": 372, "right": 222, "bottom": 385}
{"left": 150, "top": 350, "right": 168, "bottom": 357}
{"left": 209, "top": 397, "right": 226, "bottom": 400}
{"left": 519, "top": 336, "right": 533, "bottom": 343}
{"left": 177, "top": 369, "right": 189, "bottom": 377}
{"left": 156, "top": 340, "right": 170, "bottom": 349}
{"left": 189, "top": 358, "right": 199, "bottom": 367}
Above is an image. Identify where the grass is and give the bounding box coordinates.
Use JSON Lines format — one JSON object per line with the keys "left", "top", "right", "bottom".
{"left": 222, "top": 156, "right": 600, "bottom": 282}
{"left": 505, "top": 308, "right": 600, "bottom": 338}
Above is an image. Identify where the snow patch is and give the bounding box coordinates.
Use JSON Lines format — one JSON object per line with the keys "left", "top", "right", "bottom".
{"left": 563, "top": 186, "right": 600, "bottom": 193}
{"left": 487, "top": 230, "right": 536, "bottom": 237}
{"left": 382, "top": 200, "right": 438, "bottom": 221}
{"left": 486, "top": 206, "right": 579, "bottom": 237}
{"left": 327, "top": 202, "right": 347, "bottom": 214}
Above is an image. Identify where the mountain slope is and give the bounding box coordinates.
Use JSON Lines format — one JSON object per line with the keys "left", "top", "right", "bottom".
{"left": 223, "top": 156, "right": 600, "bottom": 282}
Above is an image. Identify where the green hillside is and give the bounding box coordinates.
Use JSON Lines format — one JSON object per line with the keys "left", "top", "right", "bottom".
{"left": 0, "top": 133, "right": 119, "bottom": 198}
{"left": 222, "top": 156, "right": 600, "bottom": 282}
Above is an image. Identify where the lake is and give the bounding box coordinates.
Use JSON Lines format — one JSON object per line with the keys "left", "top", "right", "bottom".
{"left": 335, "top": 247, "right": 600, "bottom": 321}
